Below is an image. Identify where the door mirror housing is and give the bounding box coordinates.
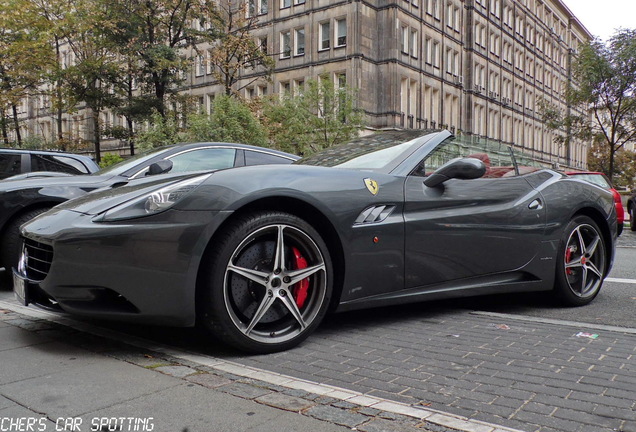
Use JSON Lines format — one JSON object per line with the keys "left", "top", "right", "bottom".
{"left": 423, "top": 157, "right": 486, "bottom": 188}
{"left": 146, "top": 159, "right": 173, "bottom": 176}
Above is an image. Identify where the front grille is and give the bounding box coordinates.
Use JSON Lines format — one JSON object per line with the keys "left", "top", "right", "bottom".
{"left": 24, "top": 239, "right": 53, "bottom": 281}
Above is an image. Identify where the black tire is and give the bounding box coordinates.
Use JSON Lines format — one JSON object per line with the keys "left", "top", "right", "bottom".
{"left": 0, "top": 208, "right": 50, "bottom": 290}
{"left": 554, "top": 215, "right": 607, "bottom": 306}
{"left": 630, "top": 207, "right": 636, "bottom": 231}
{"left": 200, "top": 211, "right": 333, "bottom": 353}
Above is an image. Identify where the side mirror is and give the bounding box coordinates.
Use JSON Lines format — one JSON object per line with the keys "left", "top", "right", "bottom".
{"left": 146, "top": 159, "right": 173, "bottom": 176}
{"left": 423, "top": 157, "right": 486, "bottom": 188}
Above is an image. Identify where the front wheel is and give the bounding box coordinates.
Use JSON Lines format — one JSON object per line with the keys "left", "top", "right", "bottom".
{"left": 0, "top": 208, "right": 50, "bottom": 290}
{"left": 200, "top": 212, "right": 332, "bottom": 353}
{"left": 630, "top": 207, "right": 636, "bottom": 231}
{"left": 554, "top": 216, "right": 607, "bottom": 306}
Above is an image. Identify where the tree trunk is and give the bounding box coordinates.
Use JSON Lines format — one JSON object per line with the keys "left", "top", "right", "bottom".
{"left": 55, "top": 38, "right": 64, "bottom": 147}
{"left": 609, "top": 146, "right": 616, "bottom": 184}
{"left": 0, "top": 109, "right": 8, "bottom": 145}
{"left": 93, "top": 111, "right": 101, "bottom": 163}
{"left": 11, "top": 104, "right": 21, "bottom": 146}
{"left": 127, "top": 116, "right": 135, "bottom": 155}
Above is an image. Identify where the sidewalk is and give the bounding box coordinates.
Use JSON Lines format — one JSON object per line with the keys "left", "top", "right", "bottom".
{"left": 0, "top": 308, "right": 355, "bottom": 432}
{"left": 0, "top": 300, "right": 524, "bottom": 432}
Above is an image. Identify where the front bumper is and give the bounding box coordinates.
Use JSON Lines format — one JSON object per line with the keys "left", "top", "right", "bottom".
{"left": 15, "top": 208, "right": 231, "bottom": 326}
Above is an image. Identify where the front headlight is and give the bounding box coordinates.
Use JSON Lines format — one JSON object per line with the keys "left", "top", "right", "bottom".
{"left": 96, "top": 174, "right": 211, "bottom": 222}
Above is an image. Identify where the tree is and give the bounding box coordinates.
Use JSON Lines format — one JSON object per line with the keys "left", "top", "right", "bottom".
{"left": 56, "top": 0, "right": 125, "bottom": 162}
{"left": 106, "top": 0, "right": 219, "bottom": 118}
{"left": 136, "top": 95, "right": 268, "bottom": 149}
{"left": 587, "top": 140, "right": 636, "bottom": 189}
{"left": 206, "top": 0, "right": 274, "bottom": 96}
{"left": 0, "top": 0, "right": 55, "bottom": 145}
{"left": 187, "top": 95, "right": 268, "bottom": 145}
{"left": 541, "top": 29, "right": 636, "bottom": 183}
{"left": 262, "top": 77, "right": 364, "bottom": 155}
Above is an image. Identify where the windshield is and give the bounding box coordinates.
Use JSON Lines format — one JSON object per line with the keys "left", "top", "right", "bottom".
{"left": 296, "top": 130, "right": 436, "bottom": 171}
{"left": 94, "top": 147, "right": 172, "bottom": 176}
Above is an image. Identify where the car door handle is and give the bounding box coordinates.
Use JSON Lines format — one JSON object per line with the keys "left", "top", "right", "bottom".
{"left": 528, "top": 199, "right": 543, "bottom": 210}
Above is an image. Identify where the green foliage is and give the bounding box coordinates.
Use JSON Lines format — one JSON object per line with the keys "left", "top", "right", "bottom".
{"left": 587, "top": 141, "right": 636, "bottom": 189}
{"left": 540, "top": 29, "right": 636, "bottom": 182}
{"left": 185, "top": 95, "right": 268, "bottom": 145}
{"left": 135, "top": 112, "right": 181, "bottom": 151}
{"left": 99, "top": 153, "right": 124, "bottom": 168}
{"left": 262, "top": 77, "right": 364, "bottom": 156}
{"left": 136, "top": 96, "right": 268, "bottom": 149}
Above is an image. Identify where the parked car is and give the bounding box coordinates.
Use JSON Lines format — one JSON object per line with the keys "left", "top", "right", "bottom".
{"left": 13, "top": 130, "right": 617, "bottom": 353}
{"left": 565, "top": 172, "right": 624, "bottom": 235}
{"left": 0, "top": 142, "right": 298, "bottom": 288}
{"left": 0, "top": 148, "right": 99, "bottom": 180}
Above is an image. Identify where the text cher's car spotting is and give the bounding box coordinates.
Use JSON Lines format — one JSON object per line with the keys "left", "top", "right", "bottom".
{"left": 13, "top": 130, "right": 617, "bottom": 353}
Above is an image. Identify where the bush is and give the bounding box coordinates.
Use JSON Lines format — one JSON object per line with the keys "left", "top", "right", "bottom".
{"left": 99, "top": 153, "right": 124, "bottom": 169}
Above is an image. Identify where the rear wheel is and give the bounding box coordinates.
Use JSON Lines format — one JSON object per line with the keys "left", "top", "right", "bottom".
{"left": 0, "top": 208, "right": 50, "bottom": 290}
{"left": 554, "top": 216, "right": 606, "bottom": 306}
{"left": 200, "top": 211, "right": 332, "bottom": 353}
{"left": 630, "top": 207, "right": 636, "bottom": 231}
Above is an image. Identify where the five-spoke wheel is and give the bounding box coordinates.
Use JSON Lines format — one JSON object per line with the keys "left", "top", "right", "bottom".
{"left": 555, "top": 216, "right": 606, "bottom": 305}
{"left": 201, "top": 212, "right": 332, "bottom": 353}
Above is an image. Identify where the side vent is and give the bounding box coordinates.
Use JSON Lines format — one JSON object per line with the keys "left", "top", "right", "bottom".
{"left": 354, "top": 205, "right": 395, "bottom": 225}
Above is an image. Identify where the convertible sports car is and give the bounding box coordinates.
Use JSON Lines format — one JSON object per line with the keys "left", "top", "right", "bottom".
{"left": 0, "top": 142, "right": 297, "bottom": 288}
{"left": 14, "top": 130, "right": 617, "bottom": 353}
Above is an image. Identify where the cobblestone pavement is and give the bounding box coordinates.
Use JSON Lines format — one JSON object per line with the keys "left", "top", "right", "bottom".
{"left": 229, "top": 307, "right": 636, "bottom": 432}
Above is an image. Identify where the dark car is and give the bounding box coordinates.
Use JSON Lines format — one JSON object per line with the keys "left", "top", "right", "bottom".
{"left": 14, "top": 130, "right": 616, "bottom": 353}
{"left": 565, "top": 171, "right": 624, "bottom": 236}
{"left": 0, "top": 148, "right": 99, "bottom": 180}
{"left": 624, "top": 192, "right": 636, "bottom": 232}
{"left": 0, "top": 142, "right": 298, "bottom": 287}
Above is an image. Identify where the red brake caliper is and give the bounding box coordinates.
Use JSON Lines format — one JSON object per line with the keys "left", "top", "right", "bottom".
{"left": 292, "top": 247, "right": 309, "bottom": 308}
{"left": 565, "top": 246, "right": 574, "bottom": 275}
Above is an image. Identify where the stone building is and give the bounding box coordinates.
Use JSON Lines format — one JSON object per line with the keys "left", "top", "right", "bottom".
{"left": 16, "top": 0, "right": 592, "bottom": 169}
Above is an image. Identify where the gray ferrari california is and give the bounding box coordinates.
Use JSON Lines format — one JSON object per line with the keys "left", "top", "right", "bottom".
{"left": 13, "top": 130, "right": 617, "bottom": 353}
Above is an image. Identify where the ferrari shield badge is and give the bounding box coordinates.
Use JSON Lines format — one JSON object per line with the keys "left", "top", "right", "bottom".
{"left": 364, "top": 178, "right": 379, "bottom": 195}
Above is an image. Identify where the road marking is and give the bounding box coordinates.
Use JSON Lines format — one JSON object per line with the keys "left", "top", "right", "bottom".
{"left": 473, "top": 311, "right": 636, "bottom": 335}
{"left": 0, "top": 298, "right": 524, "bottom": 432}
{"left": 606, "top": 277, "right": 636, "bottom": 284}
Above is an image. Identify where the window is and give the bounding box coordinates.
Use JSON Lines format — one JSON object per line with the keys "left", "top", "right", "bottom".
{"left": 170, "top": 148, "right": 237, "bottom": 172}
{"left": 32, "top": 155, "right": 90, "bottom": 174}
{"left": 4, "top": 155, "right": 24, "bottom": 176}
{"left": 258, "top": 37, "right": 268, "bottom": 54}
{"left": 294, "top": 28, "right": 305, "bottom": 55}
{"left": 281, "top": 0, "right": 291, "bottom": 8}
{"left": 336, "top": 19, "right": 347, "bottom": 47}
{"left": 248, "top": 0, "right": 268, "bottom": 16}
{"left": 294, "top": 0, "right": 305, "bottom": 4}
{"left": 410, "top": 29, "right": 418, "bottom": 57}
{"left": 280, "top": 81, "right": 291, "bottom": 96}
{"left": 320, "top": 21, "right": 330, "bottom": 50}
{"left": 432, "top": 41, "right": 440, "bottom": 68}
{"left": 401, "top": 25, "right": 408, "bottom": 53}
{"left": 294, "top": 79, "right": 304, "bottom": 95}
{"left": 195, "top": 55, "right": 205, "bottom": 76}
{"left": 245, "top": 151, "right": 291, "bottom": 165}
{"left": 280, "top": 31, "right": 291, "bottom": 58}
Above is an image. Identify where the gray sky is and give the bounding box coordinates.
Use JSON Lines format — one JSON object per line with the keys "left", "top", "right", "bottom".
{"left": 563, "top": 0, "right": 636, "bottom": 41}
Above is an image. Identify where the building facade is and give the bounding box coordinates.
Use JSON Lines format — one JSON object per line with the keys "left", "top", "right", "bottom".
{"left": 17, "top": 0, "right": 592, "bottom": 169}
